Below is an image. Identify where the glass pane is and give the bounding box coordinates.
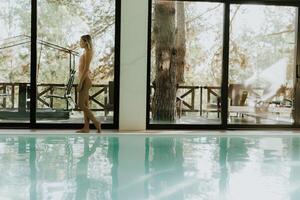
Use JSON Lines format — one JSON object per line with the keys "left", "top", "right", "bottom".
{"left": 228, "top": 5, "right": 296, "bottom": 125}
{"left": 37, "top": 0, "right": 116, "bottom": 124}
{"left": 149, "top": 1, "right": 224, "bottom": 125}
{"left": 0, "top": 1, "right": 31, "bottom": 123}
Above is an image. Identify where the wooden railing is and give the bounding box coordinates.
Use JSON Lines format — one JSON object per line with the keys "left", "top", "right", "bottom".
{"left": 199, "top": 86, "right": 221, "bottom": 116}
{"left": 176, "top": 85, "right": 200, "bottom": 112}
{"left": 0, "top": 82, "right": 112, "bottom": 112}
{"left": 0, "top": 83, "right": 227, "bottom": 115}
{"left": 150, "top": 85, "right": 201, "bottom": 113}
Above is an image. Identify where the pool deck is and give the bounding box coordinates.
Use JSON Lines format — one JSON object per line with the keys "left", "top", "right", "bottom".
{"left": 1, "top": 129, "right": 300, "bottom": 136}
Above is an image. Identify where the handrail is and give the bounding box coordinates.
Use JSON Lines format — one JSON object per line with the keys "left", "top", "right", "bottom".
{"left": 0, "top": 35, "right": 28, "bottom": 44}
{"left": 0, "top": 40, "right": 30, "bottom": 50}
{"left": 0, "top": 35, "right": 79, "bottom": 55}
{"left": 0, "top": 35, "right": 31, "bottom": 48}
{"left": 38, "top": 39, "right": 79, "bottom": 55}
{"left": 20, "top": 35, "right": 79, "bottom": 54}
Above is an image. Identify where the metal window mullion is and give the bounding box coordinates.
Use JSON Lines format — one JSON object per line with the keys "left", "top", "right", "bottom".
{"left": 30, "top": 0, "right": 37, "bottom": 127}
{"left": 294, "top": 7, "right": 300, "bottom": 125}
{"left": 221, "top": 1, "right": 230, "bottom": 127}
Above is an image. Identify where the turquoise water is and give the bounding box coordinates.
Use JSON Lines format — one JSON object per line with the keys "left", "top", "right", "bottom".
{"left": 0, "top": 135, "right": 300, "bottom": 200}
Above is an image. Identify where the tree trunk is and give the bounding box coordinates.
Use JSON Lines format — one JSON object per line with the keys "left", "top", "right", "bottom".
{"left": 176, "top": 2, "right": 186, "bottom": 84}
{"left": 152, "top": 0, "right": 177, "bottom": 121}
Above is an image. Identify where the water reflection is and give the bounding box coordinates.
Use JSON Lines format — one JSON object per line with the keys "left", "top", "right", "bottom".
{"left": 226, "top": 137, "right": 290, "bottom": 200}
{"left": 75, "top": 137, "right": 100, "bottom": 200}
{"left": 147, "top": 138, "right": 184, "bottom": 200}
{"left": 145, "top": 136, "right": 297, "bottom": 200}
{"left": 0, "top": 135, "right": 300, "bottom": 200}
{"left": 290, "top": 138, "right": 300, "bottom": 200}
{"left": 0, "top": 136, "right": 118, "bottom": 200}
{"left": 29, "top": 138, "right": 37, "bottom": 200}
{"left": 219, "top": 137, "right": 229, "bottom": 200}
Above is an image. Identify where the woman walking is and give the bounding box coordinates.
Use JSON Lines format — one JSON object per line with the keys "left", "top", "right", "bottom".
{"left": 77, "top": 35, "right": 101, "bottom": 133}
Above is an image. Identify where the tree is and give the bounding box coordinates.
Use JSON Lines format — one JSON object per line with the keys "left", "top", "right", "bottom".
{"left": 152, "top": 0, "right": 177, "bottom": 121}
{"left": 176, "top": 2, "right": 186, "bottom": 84}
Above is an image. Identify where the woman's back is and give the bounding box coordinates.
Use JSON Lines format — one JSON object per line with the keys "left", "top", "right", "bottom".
{"left": 79, "top": 50, "right": 93, "bottom": 77}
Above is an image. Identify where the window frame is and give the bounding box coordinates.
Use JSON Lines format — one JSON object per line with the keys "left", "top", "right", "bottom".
{"left": 0, "top": 0, "right": 121, "bottom": 129}
{"left": 146, "top": 0, "right": 300, "bottom": 129}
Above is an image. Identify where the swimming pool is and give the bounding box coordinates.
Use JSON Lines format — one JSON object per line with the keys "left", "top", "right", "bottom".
{"left": 0, "top": 134, "right": 299, "bottom": 200}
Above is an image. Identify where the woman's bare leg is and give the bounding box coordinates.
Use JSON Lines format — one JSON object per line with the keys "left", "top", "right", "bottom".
{"left": 78, "top": 78, "right": 101, "bottom": 133}
{"left": 77, "top": 87, "right": 90, "bottom": 133}
{"left": 83, "top": 99, "right": 90, "bottom": 130}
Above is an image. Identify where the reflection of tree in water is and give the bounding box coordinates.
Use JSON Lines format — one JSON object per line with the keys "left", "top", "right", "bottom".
{"left": 149, "top": 138, "right": 183, "bottom": 200}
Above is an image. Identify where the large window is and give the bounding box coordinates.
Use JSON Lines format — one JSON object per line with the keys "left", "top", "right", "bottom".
{"left": 0, "top": 1, "right": 31, "bottom": 123}
{"left": 36, "top": 0, "right": 116, "bottom": 125}
{"left": 228, "top": 5, "right": 296, "bottom": 125}
{"left": 148, "top": 1, "right": 224, "bottom": 125}
{"left": 147, "top": 0, "right": 299, "bottom": 128}
{"left": 0, "top": 0, "right": 119, "bottom": 128}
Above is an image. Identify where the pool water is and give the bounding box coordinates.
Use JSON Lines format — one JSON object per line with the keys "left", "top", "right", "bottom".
{"left": 0, "top": 134, "right": 300, "bottom": 200}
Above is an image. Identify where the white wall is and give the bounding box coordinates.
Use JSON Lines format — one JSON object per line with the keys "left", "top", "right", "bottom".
{"left": 119, "top": 0, "right": 148, "bottom": 130}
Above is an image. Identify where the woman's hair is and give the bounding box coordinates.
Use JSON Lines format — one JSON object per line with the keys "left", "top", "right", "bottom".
{"left": 81, "top": 34, "right": 93, "bottom": 50}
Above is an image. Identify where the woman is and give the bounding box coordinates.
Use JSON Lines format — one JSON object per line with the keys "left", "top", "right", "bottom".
{"left": 77, "top": 35, "right": 101, "bottom": 133}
